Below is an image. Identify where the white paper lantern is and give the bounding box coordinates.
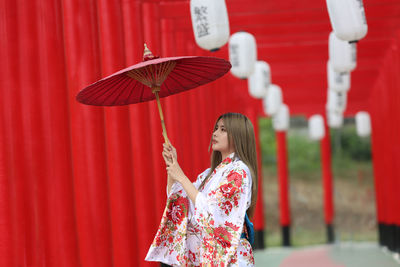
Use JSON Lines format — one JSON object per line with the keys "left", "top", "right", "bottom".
{"left": 263, "top": 84, "right": 282, "bottom": 116}
{"left": 327, "top": 61, "right": 351, "bottom": 92}
{"left": 309, "top": 115, "right": 325, "bottom": 141}
{"left": 355, "top": 111, "right": 371, "bottom": 137}
{"left": 272, "top": 104, "right": 290, "bottom": 131}
{"left": 248, "top": 61, "right": 271, "bottom": 99}
{"left": 327, "top": 110, "right": 343, "bottom": 128}
{"left": 190, "top": 0, "right": 230, "bottom": 51}
{"left": 229, "top": 32, "right": 257, "bottom": 79}
{"left": 329, "top": 32, "right": 357, "bottom": 72}
{"left": 326, "top": 0, "right": 368, "bottom": 42}
{"left": 327, "top": 89, "right": 347, "bottom": 113}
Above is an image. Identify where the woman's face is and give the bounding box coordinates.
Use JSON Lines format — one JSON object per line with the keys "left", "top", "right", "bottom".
{"left": 212, "top": 119, "right": 233, "bottom": 154}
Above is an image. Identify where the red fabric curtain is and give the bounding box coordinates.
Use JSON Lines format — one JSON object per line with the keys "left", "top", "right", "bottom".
{"left": 0, "top": 1, "right": 266, "bottom": 266}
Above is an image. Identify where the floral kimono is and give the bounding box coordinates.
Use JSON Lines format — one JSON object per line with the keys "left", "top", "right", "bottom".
{"left": 145, "top": 152, "right": 255, "bottom": 266}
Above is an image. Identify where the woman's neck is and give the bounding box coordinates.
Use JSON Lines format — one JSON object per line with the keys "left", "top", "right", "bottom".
{"left": 221, "top": 150, "right": 235, "bottom": 161}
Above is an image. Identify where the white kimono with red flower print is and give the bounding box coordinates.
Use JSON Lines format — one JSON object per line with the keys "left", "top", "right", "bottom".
{"left": 145, "top": 153, "right": 255, "bottom": 266}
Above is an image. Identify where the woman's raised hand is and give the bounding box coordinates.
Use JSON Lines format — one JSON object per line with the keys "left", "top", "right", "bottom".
{"left": 162, "top": 143, "right": 185, "bottom": 183}
{"left": 162, "top": 143, "right": 177, "bottom": 166}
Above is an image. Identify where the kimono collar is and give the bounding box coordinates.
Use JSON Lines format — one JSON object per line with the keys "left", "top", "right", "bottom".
{"left": 218, "top": 152, "right": 237, "bottom": 168}
{"left": 223, "top": 152, "right": 236, "bottom": 162}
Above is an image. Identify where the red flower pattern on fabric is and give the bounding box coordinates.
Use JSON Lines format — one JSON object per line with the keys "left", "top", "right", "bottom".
{"left": 166, "top": 196, "right": 188, "bottom": 225}
{"left": 222, "top": 156, "right": 232, "bottom": 164}
{"left": 219, "top": 183, "right": 237, "bottom": 199}
{"left": 155, "top": 229, "right": 166, "bottom": 246}
{"left": 227, "top": 171, "right": 243, "bottom": 188}
{"left": 224, "top": 221, "right": 240, "bottom": 231}
{"left": 220, "top": 200, "right": 233, "bottom": 215}
{"left": 213, "top": 226, "right": 233, "bottom": 248}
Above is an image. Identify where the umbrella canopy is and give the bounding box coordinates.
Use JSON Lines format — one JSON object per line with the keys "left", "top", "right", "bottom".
{"left": 76, "top": 44, "right": 231, "bottom": 143}
{"left": 76, "top": 46, "right": 231, "bottom": 106}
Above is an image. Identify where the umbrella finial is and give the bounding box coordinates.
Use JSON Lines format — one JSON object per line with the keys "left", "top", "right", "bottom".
{"left": 143, "top": 43, "right": 159, "bottom": 61}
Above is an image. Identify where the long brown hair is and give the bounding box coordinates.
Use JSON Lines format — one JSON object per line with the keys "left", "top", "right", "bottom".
{"left": 200, "top": 113, "right": 258, "bottom": 218}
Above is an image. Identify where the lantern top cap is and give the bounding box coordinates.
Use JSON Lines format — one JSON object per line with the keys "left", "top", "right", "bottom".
{"left": 143, "top": 43, "right": 159, "bottom": 61}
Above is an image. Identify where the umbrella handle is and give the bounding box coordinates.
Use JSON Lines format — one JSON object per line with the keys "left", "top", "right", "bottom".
{"left": 153, "top": 90, "right": 170, "bottom": 145}
{"left": 153, "top": 89, "right": 173, "bottom": 194}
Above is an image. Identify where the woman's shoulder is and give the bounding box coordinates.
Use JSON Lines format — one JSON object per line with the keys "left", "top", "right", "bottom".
{"left": 231, "top": 157, "right": 251, "bottom": 179}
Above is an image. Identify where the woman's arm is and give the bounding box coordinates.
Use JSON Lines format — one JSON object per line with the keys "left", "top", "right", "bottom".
{"left": 162, "top": 143, "right": 177, "bottom": 195}
{"left": 164, "top": 146, "right": 199, "bottom": 204}
{"left": 170, "top": 169, "right": 199, "bottom": 204}
{"left": 166, "top": 175, "right": 174, "bottom": 196}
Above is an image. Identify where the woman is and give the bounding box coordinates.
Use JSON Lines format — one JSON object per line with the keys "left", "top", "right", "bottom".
{"left": 145, "top": 112, "right": 258, "bottom": 266}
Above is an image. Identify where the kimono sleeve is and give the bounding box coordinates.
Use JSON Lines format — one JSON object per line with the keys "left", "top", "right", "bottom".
{"left": 166, "top": 168, "right": 211, "bottom": 197}
{"left": 146, "top": 168, "right": 211, "bottom": 265}
{"left": 194, "top": 163, "right": 252, "bottom": 265}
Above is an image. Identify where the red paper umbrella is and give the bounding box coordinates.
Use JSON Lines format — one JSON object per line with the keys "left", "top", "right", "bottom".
{"left": 76, "top": 44, "right": 231, "bottom": 144}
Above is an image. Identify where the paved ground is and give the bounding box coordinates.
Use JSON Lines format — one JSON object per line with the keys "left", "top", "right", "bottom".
{"left": 254, "top": 242, "right": 400, "bottom": 267}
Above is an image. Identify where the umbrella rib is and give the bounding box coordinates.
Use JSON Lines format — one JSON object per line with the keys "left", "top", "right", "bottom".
{"left": 162, "top": 80, "right": 173, "bottom": 95}
{"left": 156, "top": 62, "right": 164, "bottom": 84}
{"left": 126, "top": 68, "right": 151, "bottom": 87}
{"left": 178, "top": 58, "right": 228, "bottom": 68}
{"left": 144, "top": 65, "right": 155, "bottom": 86}
{"left": 162, "top": 61, "right": 171, "bottom": 81}
{"left": 174, "top": 63, "right": 216, "bottom": 73}
{"left": 172, "top": 67, "right": 211, "bottom": 84}
{"left": 175, "top": 62, "right": 227, "bottom": 73}
{"left": 139, "top": 84, "right": 149, "bottom": 102}
{"left": 126, "top": 78, "right": 141, "bottom": 103}
{"left": 82, "top": 75, "right": 122, "bottom": 98}
{"left": 156, "top": 61, "right": 176, "bottom": 85}
{"left": 112, "top": 77, "right": 136, "bottom": 105}
{"left": 91, "top": 75, "right": 130, "bottom": 104}
{"left": 103, "top": 76, "right": 136, "bottom": 104}
{"left": 175, "top": 62, "right": 229, "bottom": 83}
{"left": 156, "top": 63, "right": 163, "bottom": 84}
{"left": 127, "top": 61, "right": 177, "bottom": 90}
{"left": 80, "top": 76, "right": 122, "bottom": 103}
{"left": 176, "top": 66, "right": 229, "bottom": 76}
{"left": 166, "top": 72, "right": 196, "bottom": 90}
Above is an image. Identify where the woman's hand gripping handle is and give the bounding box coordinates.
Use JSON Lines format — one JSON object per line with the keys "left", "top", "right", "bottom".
{"left": 163, "top": 143, "right": 177, "bottom": 195}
